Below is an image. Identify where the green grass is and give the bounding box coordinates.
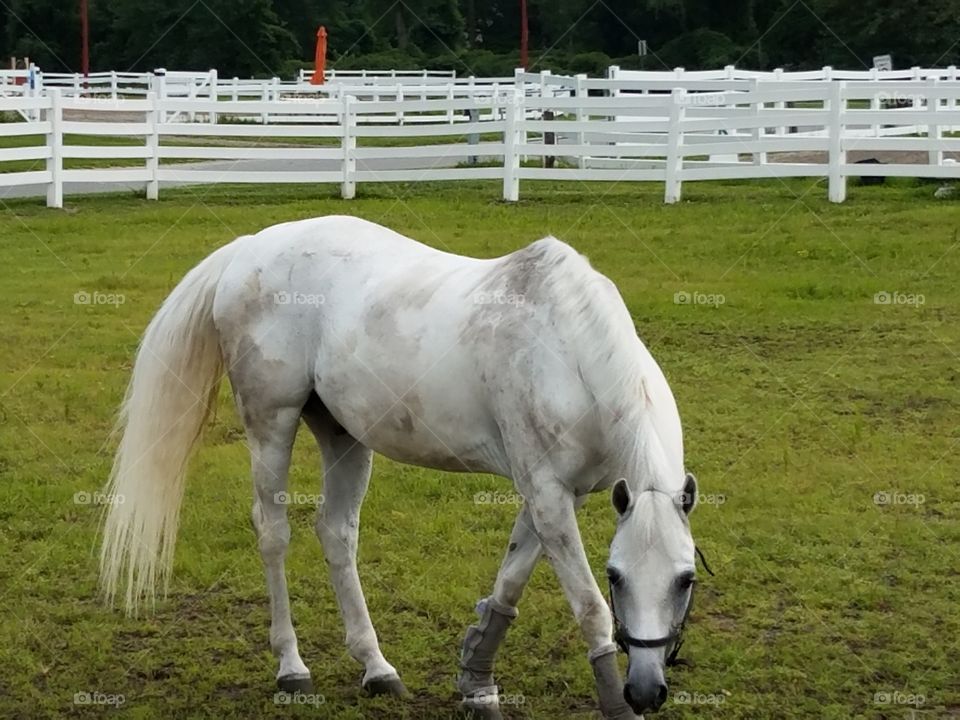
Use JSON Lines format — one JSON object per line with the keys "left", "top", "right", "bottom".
{"left": 0, "top": 178, "right": 958, "bottom": 719}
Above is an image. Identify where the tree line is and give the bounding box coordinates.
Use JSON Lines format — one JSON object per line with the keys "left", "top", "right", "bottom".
{"left": 3, "top": 0, "right": 960, "bottom": 78}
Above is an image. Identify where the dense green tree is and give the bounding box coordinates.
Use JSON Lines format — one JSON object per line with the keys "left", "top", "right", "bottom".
{"left": 4, "top": 0, "right": 81, "bottom": 71}
{"left": 92, "top": 0, "right": 297, "bottom": 75}
{"left": 3, "top": 0, "right": 960, "bottom": 75}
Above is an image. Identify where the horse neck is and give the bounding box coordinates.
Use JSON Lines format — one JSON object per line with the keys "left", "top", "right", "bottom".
{"left": 611, "top": 407, "right": 682, "bottom": 495}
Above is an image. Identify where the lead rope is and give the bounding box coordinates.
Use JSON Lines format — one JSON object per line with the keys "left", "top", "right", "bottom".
{"left": 696, "top": 545, "right": 715, "bottom": 577}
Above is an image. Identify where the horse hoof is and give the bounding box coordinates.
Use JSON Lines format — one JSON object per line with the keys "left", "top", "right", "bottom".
{"left": 277, "top": 674, "right": 313, "bottom": 695}
{"left": 460, "top": 698, "right": 504, "bottom": 720}
{"left": 363, "top": 675, "right": 409, "bottom": 697}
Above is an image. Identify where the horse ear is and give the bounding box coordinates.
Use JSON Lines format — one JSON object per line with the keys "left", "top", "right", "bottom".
{"left": 612, "top": 478, "right": 631, "bottom": 516}
{"left": 681, "top": 472, "right": 698, "bottom": 515}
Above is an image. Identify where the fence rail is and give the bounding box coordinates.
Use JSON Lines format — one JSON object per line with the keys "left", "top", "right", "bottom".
{"left": 2, "top": 68, "right": 959, "bottom": 207}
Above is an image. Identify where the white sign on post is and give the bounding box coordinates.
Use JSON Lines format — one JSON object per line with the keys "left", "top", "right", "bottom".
{"left": 873, "top": 54, "right": 893, "bottom": 71}
{"left": 638, "top": 40, "right": 648, "bottom": 56}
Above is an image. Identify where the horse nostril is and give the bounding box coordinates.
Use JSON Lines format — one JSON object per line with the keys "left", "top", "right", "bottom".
{"left": 655, "top": 683, "right": 668, "bottom": 709}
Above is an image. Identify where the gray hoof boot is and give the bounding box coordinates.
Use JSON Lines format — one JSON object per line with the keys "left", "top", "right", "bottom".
{"left": 363, "top": 674, "right": 409, "bottom": 697}
{"left": 460, "top": 692, "right": 504, "bottom": 720}
{"left": 458, "top": 598, "right": 518, "bottom": 696}
{"left": 590, "top": 646, "right": 639, "bottom": 719}
{"left": 276, "top": 673, "right": 313, "bottom": 695}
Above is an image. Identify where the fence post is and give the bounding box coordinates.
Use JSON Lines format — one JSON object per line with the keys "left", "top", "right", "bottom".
{"left": 574, "top": 73, "right": 587, "bottom": 169}
{"left": 514, "top": 67, "right": 527, "bottom": 163}
{"left": 828, "top": 80, "right": 847, "bottom": 203}
{"left": 949, "top": 66, "right": 958, "bottom": 132}
{"left": 750, "top": 78, "right": 766, "bottom": 167}
{"left": 928, "top": 77, "right": 942, "bottom": 168}
{"left": 774, "top": 68, "right": 786, "bottom": 136}
{"left": 110, "top": 70, "right": 118, "bottom": 100}
{"left": 869, "top": 67, "right": 880, "bottom": 137}
{"left": 208, "top": 69, "right": 218, "bottom": 124}
{"left": 607, "top": 65, "right": 620, "bottom": 98}
{"left": 341, "top": 94, "right": 356, "bottom": 199}
{"left": 910, "top": 66, "right": 922, "bottom": 129}
{"left": 502, "top": 90, "right": 522, "bottom": 201}
{"left": 154, "top": 68, "right": 167, "bottom": 123}
{"left": 146, "top": 91, "right": 160, "bottom": 200}
{"left": 260, "top": 81, "right": 269, "bottom": 124}
{"left": 664, "top": 88, "right": 686, "bottom": 204}
{"left": 46, "top": 88, "right": 63, "bottom": 208}
{"left": 539, "top": 69, "right": 551, "bottom": 101}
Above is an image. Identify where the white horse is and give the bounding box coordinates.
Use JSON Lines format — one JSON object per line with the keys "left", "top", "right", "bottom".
{"left": 100, "top": 215, "right": 703, "bottom": 718}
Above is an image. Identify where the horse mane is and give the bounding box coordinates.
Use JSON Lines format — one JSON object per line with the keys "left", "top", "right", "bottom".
{"left": 526, "top": 237, "right": 683, "bottom": 495}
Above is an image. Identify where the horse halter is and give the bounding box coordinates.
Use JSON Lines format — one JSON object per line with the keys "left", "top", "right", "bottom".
{"left": 608, "top": 546, "right": 714, "bottom": 667}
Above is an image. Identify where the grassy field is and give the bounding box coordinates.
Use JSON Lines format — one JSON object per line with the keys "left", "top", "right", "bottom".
{"left": 0, "top": 178, "right": 958, "bottom": 720}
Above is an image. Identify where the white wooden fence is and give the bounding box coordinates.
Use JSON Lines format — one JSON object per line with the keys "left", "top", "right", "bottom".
{"left": 2, "top": 70, "right": 959, "bottom": 207}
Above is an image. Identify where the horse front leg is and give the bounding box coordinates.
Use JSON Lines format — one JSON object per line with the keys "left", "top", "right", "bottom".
{"left": 525, "top": 488, "right": 639, "bottom": 720}
{"left": 457, "top": 504, "right": 539, "bottom": 719}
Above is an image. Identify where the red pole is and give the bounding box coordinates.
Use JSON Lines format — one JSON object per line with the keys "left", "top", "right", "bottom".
{"left": 80, "top": 0, "right": 89, "bottom": 79}
{"left": 519, "top": 0, "right": 528, "bottom": 70}
{"left": 310, "top": 26, "right": 327, "bottom": 85}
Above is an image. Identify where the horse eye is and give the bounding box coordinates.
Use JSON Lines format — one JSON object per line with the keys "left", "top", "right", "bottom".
{"left": 606, "top": 568, "right": 623, "bottom": 587}
{"left": 677, "top": 574, "right": 695, "bottom": 591}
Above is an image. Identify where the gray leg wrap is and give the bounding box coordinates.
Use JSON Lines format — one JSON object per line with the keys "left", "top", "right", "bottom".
{"left": 457, "top": 597, "right": 518, "bottom": 699}
{"left": 590, "top": 644, "right": 638, "bottom": 720}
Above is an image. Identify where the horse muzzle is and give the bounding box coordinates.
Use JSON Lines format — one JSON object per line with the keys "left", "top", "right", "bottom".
{"left": 623, "top": 655, "right": 668, "bottom": 714}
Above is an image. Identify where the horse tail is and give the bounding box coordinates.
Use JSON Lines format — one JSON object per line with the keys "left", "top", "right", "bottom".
{"left": 100, "top": 242, "right": 237, "bottom": 614}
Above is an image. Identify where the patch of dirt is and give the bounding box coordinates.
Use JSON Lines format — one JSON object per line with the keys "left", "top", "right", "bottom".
{"left": 64, "top": 108, "right": 147, "bottom": 123}
{"left": 763, "top": 149, "right": 960, "bottom": 166}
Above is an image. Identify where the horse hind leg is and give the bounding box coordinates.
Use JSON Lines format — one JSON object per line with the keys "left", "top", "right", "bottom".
{"left": 301, "top": 395, "right": 407, "bottom": 697}
{"left": 229, "top": 357, "right": 313, "bottom": 694}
